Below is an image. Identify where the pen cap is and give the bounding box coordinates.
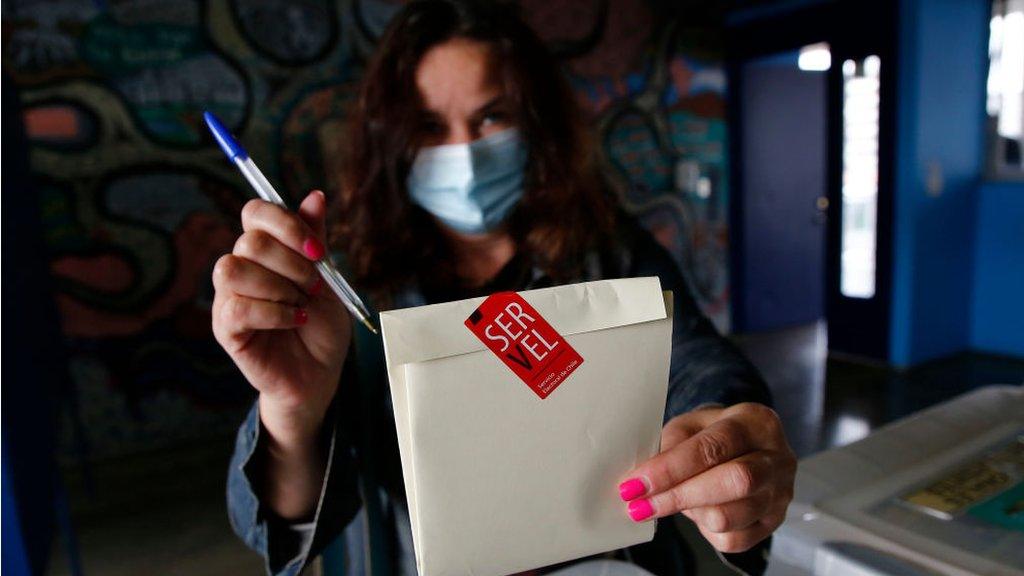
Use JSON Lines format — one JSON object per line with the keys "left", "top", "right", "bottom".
{"left": 204, "top": 111, "right": 249, "bottom": 161}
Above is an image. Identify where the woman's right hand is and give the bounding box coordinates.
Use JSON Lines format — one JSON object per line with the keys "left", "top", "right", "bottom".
{"left": 212, "top": 190, "right": 352, "bottom": 452}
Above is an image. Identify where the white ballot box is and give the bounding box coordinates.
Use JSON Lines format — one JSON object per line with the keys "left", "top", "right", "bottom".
{"left": 380, "top": 277, "right": 674, "bottom": 576}
{"left": 768, "top": 385, "right": 1024, "bottom": 576}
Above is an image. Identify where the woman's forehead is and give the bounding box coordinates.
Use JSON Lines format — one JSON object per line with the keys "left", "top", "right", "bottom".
{"left": 415, "top": 38, "right": 505, "bottom": 116}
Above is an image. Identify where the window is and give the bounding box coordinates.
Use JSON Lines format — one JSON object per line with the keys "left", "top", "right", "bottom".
{"left": 987, "top": 0, "right": 1024, "bottom": 178}
{"left": 840, "top": 56, "right": 881, "bottom": 299}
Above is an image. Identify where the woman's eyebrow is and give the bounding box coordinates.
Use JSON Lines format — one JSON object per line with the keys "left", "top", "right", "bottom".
{"left": 473, "top": 96, "right": 506, "bottom": 115}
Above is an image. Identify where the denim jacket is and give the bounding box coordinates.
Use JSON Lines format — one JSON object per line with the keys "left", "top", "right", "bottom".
{"left": 227, "top": 218, "right": 772, "bottom": 576}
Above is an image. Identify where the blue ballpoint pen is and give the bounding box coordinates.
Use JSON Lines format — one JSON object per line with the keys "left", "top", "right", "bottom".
{"left": 203, "top": 111, "right": 378, "bottom": 334}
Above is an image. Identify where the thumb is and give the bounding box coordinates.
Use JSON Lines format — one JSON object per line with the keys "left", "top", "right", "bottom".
{"left": 298, "top": 190, "right": 328, "bottom": 244}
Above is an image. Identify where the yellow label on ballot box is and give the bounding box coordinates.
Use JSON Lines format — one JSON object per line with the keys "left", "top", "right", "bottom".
{"left": 901, "top": 434, "right": 1024, "bottom": 519}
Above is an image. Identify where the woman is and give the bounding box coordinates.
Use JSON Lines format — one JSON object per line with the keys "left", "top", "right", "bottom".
{"left": 216, "top": 1, "right": 796, "bottom": 575}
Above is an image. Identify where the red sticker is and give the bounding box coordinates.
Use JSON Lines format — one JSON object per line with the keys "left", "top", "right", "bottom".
{"left": 465, "top": 291, "right": 583, "bottom": 399}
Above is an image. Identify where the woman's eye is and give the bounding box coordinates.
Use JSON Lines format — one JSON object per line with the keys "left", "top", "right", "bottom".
{"left": 420, "top": 119, "right": 445, "bottom": 136}
{"left": 481, "top": 112, "right": 508, "bottom": 127}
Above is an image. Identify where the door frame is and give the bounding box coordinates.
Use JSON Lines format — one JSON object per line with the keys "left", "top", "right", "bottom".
{"left": 725, "top": 0, "right": 898, "bottom": 360}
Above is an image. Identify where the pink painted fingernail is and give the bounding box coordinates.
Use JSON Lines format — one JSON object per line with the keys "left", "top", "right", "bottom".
{"left": 302, "top": 237, "right": 325, "bottom": 260}
{"left": 309, "top": 276, "right": 324, "bottom": 296}
{"left": 628, "top": 498, "right": 654, "bottom": 522}
{"left": 619, "top": 478, "right": 647, "bottom": 501}
{"left": 294, "top": 308, "right": 308, "bottom": 325}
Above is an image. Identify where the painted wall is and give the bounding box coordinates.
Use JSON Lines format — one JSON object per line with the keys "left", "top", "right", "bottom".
{"left": 971, "top": 181, "right": 1024, "bottom": 357}
{"left": 890, "top": 0, "right": 990, "bottom": 366}
{"left": 2, "top": 0, "right": 732, "bottom": 462}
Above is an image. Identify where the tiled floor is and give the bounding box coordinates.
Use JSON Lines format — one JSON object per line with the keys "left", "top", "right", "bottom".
{"left": 45, "top": 323, "right": 1024, "bottom": 576}
{"left": 47, "top": 437, "right": 264, "bottom": 576}
{"left": 733, "top": 322, "right": 828, "bottom": 457}
{"left": 735, "top": 321, "right": 1024, "bottom": 457}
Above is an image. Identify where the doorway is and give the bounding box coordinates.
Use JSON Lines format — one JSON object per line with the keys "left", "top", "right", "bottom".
{"left": 727, "top": 0, "right": 897, "bottom": 361}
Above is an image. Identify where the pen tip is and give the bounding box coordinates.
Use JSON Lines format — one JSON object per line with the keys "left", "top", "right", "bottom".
{"left": 361, "top": 317, "right": 379, "bottom": 335}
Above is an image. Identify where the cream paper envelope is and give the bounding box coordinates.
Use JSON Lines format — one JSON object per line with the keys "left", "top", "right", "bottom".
{"left": 379, "top": 277, "right": 673, "bottom": 576}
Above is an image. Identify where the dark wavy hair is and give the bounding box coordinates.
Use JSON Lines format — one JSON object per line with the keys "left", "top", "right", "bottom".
{"left": 332, "top": 0, "right": 615, "bottom": 303}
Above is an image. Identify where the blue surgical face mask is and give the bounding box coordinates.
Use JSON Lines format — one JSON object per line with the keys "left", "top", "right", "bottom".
{"left": 406, "top": 127, "right": 528, "bottom": 234}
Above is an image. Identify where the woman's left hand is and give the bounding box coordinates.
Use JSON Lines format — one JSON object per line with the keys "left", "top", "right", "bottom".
{"left": 618, "top": 403, "right": 797, "bottom": 553}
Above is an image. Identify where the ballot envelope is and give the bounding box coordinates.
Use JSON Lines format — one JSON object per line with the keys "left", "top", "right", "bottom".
{"left": 379, "top": 277, "right": 673, "bottom": 576}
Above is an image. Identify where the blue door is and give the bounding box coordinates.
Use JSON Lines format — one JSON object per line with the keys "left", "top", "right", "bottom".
{"left": 735, "top": 51, "right": 828, "bottom": 332}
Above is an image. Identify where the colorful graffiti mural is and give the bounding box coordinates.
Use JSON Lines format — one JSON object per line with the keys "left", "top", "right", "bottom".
{"left": 3, "top": 0, "right": 731, "bottom": 462}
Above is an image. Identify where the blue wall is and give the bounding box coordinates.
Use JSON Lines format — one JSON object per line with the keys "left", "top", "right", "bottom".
{"left": 971, "top": 181, "right": 1024, "bottom": 356}
{"left": 890, "top": 0, "right": 994, "bottom": 366}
